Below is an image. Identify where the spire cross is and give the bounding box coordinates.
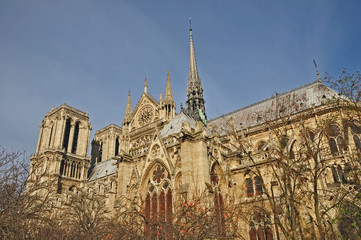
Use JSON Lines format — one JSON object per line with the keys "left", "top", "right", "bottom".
{"left": 313, "top": 59, "right": 322, "bottom": 83}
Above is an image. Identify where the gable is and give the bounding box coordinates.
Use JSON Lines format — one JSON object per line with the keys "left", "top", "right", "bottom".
{"left": 129, "top": 93, "right": 160, "bottom": 130}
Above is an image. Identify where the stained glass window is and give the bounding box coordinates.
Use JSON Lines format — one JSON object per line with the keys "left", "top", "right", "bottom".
{"left": 153, "top": 165, "right": 165, "bottom": 184}
{"left": 246, "top": 178, "right": 254, "bottom": 197}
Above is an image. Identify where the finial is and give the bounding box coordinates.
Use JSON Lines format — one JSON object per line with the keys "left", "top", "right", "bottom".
{"left": 144, "top": 78, "right": 148, "bottom": 93}
{"left": 160, "top": 93, "right": 162, "bottom": 100}
{"left": 313, "top": 59, "right": 322, "bottom": 83}
{"left": 189, "top": 17, "right": 192, "bottom": 30}
{"left": 128, "top": 90, "right": 131, "bottom": 96}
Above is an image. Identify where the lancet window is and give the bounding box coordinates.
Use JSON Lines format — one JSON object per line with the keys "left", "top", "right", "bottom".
{"left": 71, "top": 121, "right": 80, "bottom": 154}
{"left": 48, "top": 125, "right": 53, "bottom": 147}
{"left": 249, "top": 212, "right": 274, "bottom": 240}
{"left": 350, "top": 121, "right": 361, "bottom": 151}
{"left": 115, "top": 138, "right": 119, "bottom": 156}
{"left": 144, "top": 164, "right": 172, "bottom": 224}
{"left": 326, "top": 124, "right": 345, "bottom": 155}
{"left": 331, "top": 163, "right": 353, "bottom": 184}
{"left": 246, "top": 176, "right": 263, "bottom": 197}
{"left": 62, "top": 118, "right": 71, "bottom": 151}
{"left": 99, "top": 143, "right": 103, "bottom": 162}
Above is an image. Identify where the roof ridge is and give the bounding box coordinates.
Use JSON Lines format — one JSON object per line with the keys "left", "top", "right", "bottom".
{"left": 52, "top": 103, "right": 88, "bottom": 116}
{"left": 209, "top": 80, "right": 322, "bottom": 123}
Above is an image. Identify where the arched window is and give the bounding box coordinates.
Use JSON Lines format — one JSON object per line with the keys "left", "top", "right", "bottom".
{"left": 289, "top": 141, "right": 295, "bottom": 160}
{"left": 249, "top": 225, "right": 257, "bottom": 240}
{"left": 71, "top": 122, "right": 80, "bottom": 154}
{"left": 246, "top": 176, "right": 263, "bottom": 197}
{"left": 350, "top": 121, "right": 361, "bottom": 151}
{"left": 99, "top": 143, "right": 103, "bottom": 162}
{"left": 331, "top": 164, "right": 347, "bottom": 184}
{"left": 115, "top": 138, "right": 119, "bottom": 156}
{"left": 144, "top": 164, "right": 172, "bottom": 238}
{"left": 255, "top": 176, "right": 263, "bottom": 195}
{"left": 250, "top": 212, "right": 274, "bottom": 240}
{"left": 62, "top": 118, "right": 71, "bottom": 151}
{"left": 246, "top": 178, "right": 254, "bottom": 197}
{"left": 48, "top": 125, "right": 53, "bottom": 146}
{"left": 326, "top": 124, "right": 345, "bottom": 155}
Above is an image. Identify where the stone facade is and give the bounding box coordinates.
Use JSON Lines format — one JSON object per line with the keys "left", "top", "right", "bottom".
{"left": 28, "top": 28, "right": 361, "bottom": 239}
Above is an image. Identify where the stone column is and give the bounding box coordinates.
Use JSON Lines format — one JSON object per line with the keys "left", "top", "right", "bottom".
{"left": 117, "top": 160, "right": 132, "bottom": 196}
{"left": 58, "top": 116, "right": 66, "bottom": 149}
{"left": 51, "top": 120, "right": 58, "bottom": 148}
{"left": 67, "top": 123, "right": 75, "bottom": 153}
{"left": 84, "top": 125, "right": 91, "bottom": 157}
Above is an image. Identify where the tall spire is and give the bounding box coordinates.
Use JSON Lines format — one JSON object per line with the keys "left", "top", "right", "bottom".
{"left": 165, "top": 70, "right": 173, "bottom": 100}
{"left": 122, "top": 90, "right": 132, "bottom": 126}
{"left": 188, "top": 22, "right": 200, "bottom": 82}
{"left": 185, "top": 22, "right": 206, "bottom": 121}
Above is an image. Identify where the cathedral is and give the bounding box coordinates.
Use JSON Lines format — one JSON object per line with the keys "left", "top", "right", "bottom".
{"left": 28, "top": 27, "right": 361, "bottom": 239}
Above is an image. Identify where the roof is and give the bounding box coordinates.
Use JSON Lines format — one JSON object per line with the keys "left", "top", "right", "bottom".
{"left": 208, "top": 81, "right": 339, "bottom": 135}
{"left": 160, "top": 112, "right": 196, "bottom": 138}
{"left": 88, "top": 159, "right": 118, "bottom": 181}
{"left": 49, "top": 103, "right": 89, "bottom": 117}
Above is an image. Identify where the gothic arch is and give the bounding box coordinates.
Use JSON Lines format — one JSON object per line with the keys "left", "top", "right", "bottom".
{"left": 71, "top": 121, "right": 80, "bottom": 154}
{"left": 139, "top": 159, "right": 172, "bottom": 199}
{"left": 325, "top": 123, "right": 345, "bottom": 155}
{"left": 248, "top": 207, "right": 274, "bottom": 240}
{"left": 62, "top": 117, "right": 72, "bottom": 151}
{"left": 210, "top": 162, "right": 227, "bottom": 189}
{"left": 47, "top": 121, "right": 55, "bottom": 147}
{"left": 349, "top": 121, "right": 361, "bottom": 150}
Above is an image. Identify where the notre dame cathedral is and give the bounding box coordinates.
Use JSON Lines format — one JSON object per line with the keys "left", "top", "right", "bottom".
{"left": 28, "top": 26, "right": 361, "bottom": 239}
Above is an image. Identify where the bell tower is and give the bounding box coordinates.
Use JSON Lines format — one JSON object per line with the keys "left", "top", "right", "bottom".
{"left": 29, "top": 104, "right": 91, "bottom": 194}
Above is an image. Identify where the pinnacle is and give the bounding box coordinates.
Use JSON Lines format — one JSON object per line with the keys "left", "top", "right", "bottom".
{"left": 165, "top": 70, "right": 173, "bottom": 100}
{"left": 123, "top": 90, "right": 132, "bottom": 126}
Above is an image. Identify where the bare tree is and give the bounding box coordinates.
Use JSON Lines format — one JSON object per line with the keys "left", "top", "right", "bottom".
{"left": 217, "top": 71, "right": 361, "bottom": 240}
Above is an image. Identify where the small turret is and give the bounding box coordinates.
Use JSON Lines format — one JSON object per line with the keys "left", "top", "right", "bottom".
{"left": 160, "top": 71, "right": 176, "bottom": 121}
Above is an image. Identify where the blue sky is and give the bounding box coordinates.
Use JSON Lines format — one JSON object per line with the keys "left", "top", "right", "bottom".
{"left": 1, "top": 0, "right": 361, "bottom": 154}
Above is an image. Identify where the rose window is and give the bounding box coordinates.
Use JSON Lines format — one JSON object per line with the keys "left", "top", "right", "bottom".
{"left": 152, "top": 166, "right": 165, "bottom": 184}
